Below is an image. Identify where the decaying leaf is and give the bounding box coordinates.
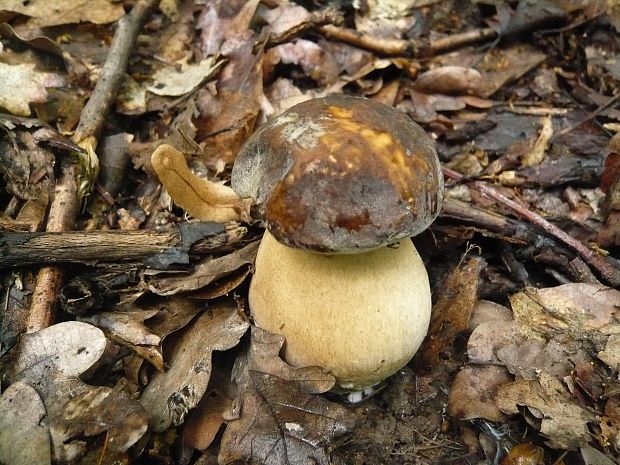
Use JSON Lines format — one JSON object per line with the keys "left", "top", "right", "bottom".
{"left": 0, "top": 62, "right": 64, "bottom": 116}
{"left": 477, "top": 45, "right": 547, "bottom": 97}
{"left": 413, "top": 66, "right": 482, "bottom": 95}
{"left": 0, "top": 382, "right": 51, "bottom": 465}
{"left": 5, "top": 322, "right": 148, "bottom": 463}
{"left": 140, "top": 302, "right": 249, "bottom": 432}
{"left": 183, "top": 372, "right": 235, "bottom": 451}
{"left": 448, "top": 365, "right": 512, "bottom": 422}
{"left": 219, "top": 327, "right": 356, "bottom": 465}
{"left": 151, "top": 144, "right": 252, "bottom": 223}
{"left": 494, "top": 372, "right": 597, "bottom": 450}
{"left": 417, "top": 256, "right": 481, "bottom": 370}
{"left": 0, "top": 0, "right": 124, "bottom": 27}
{"left": 146, "top": 58, "right": 225, "bottom": 97}
{"left": 78, "top": 309, "right": 163, "bottom": 368}
{"left": 147, "top": 240, "right": 259, "bottom": 296}
{"left": 509, "top": 284, "right": 620, "bottom": 339}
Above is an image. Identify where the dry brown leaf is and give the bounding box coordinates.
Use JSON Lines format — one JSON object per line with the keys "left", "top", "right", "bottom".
{"left": 448, "top": 365, "right": 512, "bottom": 422}
{"left": 496, "top": 337, "right": 592, "bottom": 379}
{"left": 264, "top": 40, "right": 339, "bottom": 87}
{"left": 261, "top": 3, "right": 311, "bottom": 35}
{"left": 139, "top": 302, "right": 249, "bottom": 432}
{"left": 467, "top": 319, "right": 524, "bottom": 365}
{"left": 197, "top": 0, "right": 259, "bottom": 56}
{"left": 79, "top": 309, "right": 160, "bottom": 347}
{"left": 147, "top": 240, "right": 259, "bottom": 296}
{"left": 598, "top": 334, "right": 620, "bottom": 374}
{"left": 183, "top": 386, "right": 234, "bottom": 451}
{"left": 151, "top": 144, "right": 252, "bottom": 223}
{"left": 509, "top": 284, "right": 620, "bottom": 339}
{"left": 478, "top": 45, "right": 547, "bottom": 97}
{"left": 0, "top": 63, "right": 64, "bottom": 116}
{"left": 219, "top": 327, "right": 356, "bottom": 465}
{"left": 417, "top": 256, "right": 481, "bottom": 370}
{"left": 195, "top": 37, "right": 264, "bottom": 164}
{"left": 6, "top": 322, "right": 148, "bottom": 463}
{"left": 413, "top": 66, "right": 482, "bottom": 95}
{"left": 1, "top": 0, "right": 124, "bottom": 27}
{"left": 468, "top": 299, "right": 513, "bottom": 331}
{"left": 494, "top": 372, "right": 597, "bottom": 449}
{"left": 0, "top": 382, "right": 51, "bottom": 465}
{"left": 78, "top": 309, "right": 163, "bottom": 368}
{"left": 146, "top": 58, "right": 224, "bottom": 97}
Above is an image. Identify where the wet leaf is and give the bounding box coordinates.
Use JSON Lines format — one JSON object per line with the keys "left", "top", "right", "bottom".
{"left": 140, "top": 302, "right": 249, "bottom": 432}
{"left": 219, "top": 327, "right": 356, "bottom": 465}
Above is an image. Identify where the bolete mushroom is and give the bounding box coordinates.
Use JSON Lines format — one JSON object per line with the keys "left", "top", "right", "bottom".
{"left": 231, "top": 95, "right": 444, "bottom": 392}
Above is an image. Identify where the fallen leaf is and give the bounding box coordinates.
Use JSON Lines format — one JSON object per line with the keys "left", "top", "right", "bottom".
{"left": 219, "top": 327, "right": 356, "bottom": 465}
{"left": 183, "top": 374, "right": 235, "bottom": 451}
{"left": 417, "top": 256, "right": 481, "bottom": 370}
{"left": 139, "top": 302, "right": 249, "bottom": 432}
{"left": 478, "top": 45, "right": 547, "bottom": 97}
{"left": 6, "top": 322, "right": 148, "bottom": 463}
{"left": 0, "top": 62, "right": 64, "bottom": 116}
{"left": 78, "top": 309, "right": 163, "bottom": 368}
{"left": 598, "top": 334, "right": 620, "bottom": 374}
{"left": 147, "top": 58, "right": 225, "bottom": 97}
{"left": 467, "top": 319, "right": 524, "bottom": 365}
{"left": 150, "top": 144, "right": 252, "bottom": 223}
{"left": 448, "top": 365, "right": 512, "bottom": 422}
{"left": 494, "top": 372, "right": 597, "bottom": 449}
{"left": 195, "top": 38, "right": 264, "bottom": 164}
{"left": 147, "top": 240, "right": 259, "bottom": 296}
{"left": 509, "top": 284, "right": 620, "bottom": 339}
{"left": 1, "top": 0, "right": 124, "bottom": 27}
{"left": 413, "top": 66, "right": 482, "bottom": 95}
{"left": 0, "top": 382, "right": 51, "bottom": 465}
{"left": 468, "top": 299, "right": 513, "bottom": 331}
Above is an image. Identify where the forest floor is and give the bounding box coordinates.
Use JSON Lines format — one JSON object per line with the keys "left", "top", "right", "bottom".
{"left": 1, "top": 1, "right": 620, "bottom": 464}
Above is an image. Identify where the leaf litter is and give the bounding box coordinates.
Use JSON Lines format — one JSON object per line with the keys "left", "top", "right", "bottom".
{"left": 2, "top": 0, "right": 620, "bottom": 464}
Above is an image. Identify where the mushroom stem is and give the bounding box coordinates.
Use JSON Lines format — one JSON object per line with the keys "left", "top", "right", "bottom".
{"left": 248, "top": 231, "right": 432, "bottom": 390}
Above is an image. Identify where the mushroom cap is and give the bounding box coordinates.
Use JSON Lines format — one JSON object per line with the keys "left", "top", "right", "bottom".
{"left": 231, "top": 95, "right": 444, "bottom": 253}
{"left": 249, "top": 231, "right": 432, "bottom": 390}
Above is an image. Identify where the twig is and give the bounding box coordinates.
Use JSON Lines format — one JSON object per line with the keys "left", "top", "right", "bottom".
{"left": 1, "top": 223, "right": 247, "bottom": 269}
{"left": 267, "top": 6, "right": 343, "bottom": 47}
{"left": 319, "top": 24, "right": 416, "bottom": 56}
{"left": 27, "top": 0, "right": 157, "bottom": 333}
{"left": 443, "top": 167, "right": 620, "bottom": 286}
{"left": 319, "top": 25, "right": 497, "bottom": 57}
{"left": 551, "top": 92, "right": 620, "bottom": 142}
{"left": 474, "top": 181, "right": 620, "bottom": 286}
{"left": 424, "top": 27, "right": 497, "bottom": 55}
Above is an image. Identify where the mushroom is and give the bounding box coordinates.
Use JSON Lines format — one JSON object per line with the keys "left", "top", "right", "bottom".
{"left": 231, "top": 95, "right": 444, "bottom": 391}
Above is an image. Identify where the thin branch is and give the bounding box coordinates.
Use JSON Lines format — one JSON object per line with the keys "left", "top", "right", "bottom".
{"left": 1, "top": 223, "right": 246, "bottom": 269}
{"left": 27, "top": 0, "right": 158, "bottom": 333}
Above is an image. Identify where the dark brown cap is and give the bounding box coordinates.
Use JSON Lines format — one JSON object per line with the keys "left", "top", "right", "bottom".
{"left": 231, "top": 95, "right": 444, "bottom": 252}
